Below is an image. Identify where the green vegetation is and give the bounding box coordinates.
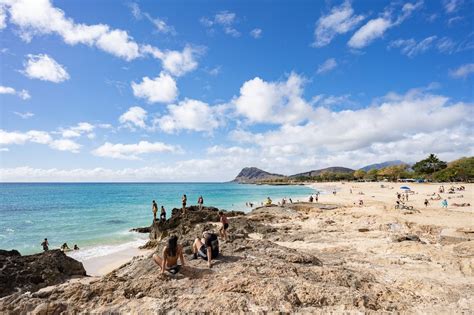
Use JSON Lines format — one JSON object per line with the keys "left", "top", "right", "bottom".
{"left": 255, "top": 155, "right": 473, "bottom": 184}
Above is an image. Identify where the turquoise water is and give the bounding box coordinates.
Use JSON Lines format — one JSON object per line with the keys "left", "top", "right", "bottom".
{"left": 0, "top": 183, "right": 314, "bottom": 256}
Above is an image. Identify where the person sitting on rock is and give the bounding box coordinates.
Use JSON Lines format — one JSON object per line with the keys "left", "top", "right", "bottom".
{"left": 192, "top": 231, "right": 219, "bottom": 268}
{"left": 160, "top": 206, "right": 166, "bottom": 221}
{"left": 41, "top": 238, "right": 49, "bottom": 251}
{"left": 219, "top": 211, "right": 230, "bottom": 242}
{"left": 265, "top": 197, "right": 272, "bottom": 206}
{"left": 153, "top": 235, "right": 185, "bottom": 275}
{"left": 61, "top": 243, "right": 70, "bottom": 251}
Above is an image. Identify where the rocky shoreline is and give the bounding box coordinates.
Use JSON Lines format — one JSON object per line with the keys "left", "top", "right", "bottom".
{"left": 1, "top": 192, "right": 473, "bottom": 313}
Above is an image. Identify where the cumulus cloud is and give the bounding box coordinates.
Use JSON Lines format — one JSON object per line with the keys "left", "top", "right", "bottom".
{"left": 231, "top": 89, "right": 473, "bottom": 169}
{"left": 0, "top": 4, "right": 6, "bottom": 29}
{"left": 312, "top": 1, "right": 364, "bottom": 47}
{"left": 449, "top": 63, "right": 474, "bottom": 79}
{"left": 0, "top": 85, "right": 30, "bottom": 99}
{"left": 60, "top": 122, "right": 95, "bottom": 138}
{"left": 2, "top": 0, "right": 199, "bottom": 71}
{"left": 131, "top": 71, "right": 178, "bottom": 103}
{"left": 155, "top": 99, "right": 223, "bottom": 133}
{"left": 119, "top": 106, "right": 147, "bottom": 129}
{"left": 22, "top": 54, "right": 69, "bottom": 83}
{"left": 250, "top": 28, "right": 262, "bottom": 39}
{"left": 200, "top": 10, "right": 240, "bottom": 37}
{"left": 348, "top": 1, "right": 422, "bottom": 49}
{"left": 92, "top": 141, "right": 181, "bottom": 160}
{"left": 317, "top": 58, "right": 338, "bottom": 74}
{"left": 233, "top": 72, "right": 312, "bottom": 124}
{"left": 0, "top": 129, "right": 81, "bottom": 153}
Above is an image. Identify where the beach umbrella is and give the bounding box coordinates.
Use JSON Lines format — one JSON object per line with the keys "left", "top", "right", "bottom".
{"left": 400, "top": 186, "right": 411, "bottom": 190}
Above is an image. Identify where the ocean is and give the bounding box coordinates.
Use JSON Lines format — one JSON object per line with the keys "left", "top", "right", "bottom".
{"left": 0, "top": 183, "right": 314, "bottom": 257}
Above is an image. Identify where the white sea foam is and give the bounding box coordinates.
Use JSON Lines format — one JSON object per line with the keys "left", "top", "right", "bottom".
{"left": 67, "top": 234, "right": 148, "bottom": 261}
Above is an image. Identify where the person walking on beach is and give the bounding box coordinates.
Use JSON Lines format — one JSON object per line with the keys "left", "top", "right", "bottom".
{"left": 198, "top": 195, "right": 204, "bottom": 210}
{"left": 219, "top": 211, "right": 230, "bottom": 242}
{"left": 153, "top": 235, "right": 186, "bottom": 275}
{"left": 152, "top": 200, "right": 158, "bottom": 222}
{"left": 160, "top": 206, "right": 166, "bottom": 221}
{"left": 309, "top": 195, "right": 314, "bottom": 203}
{"left": 192, "top": 231, "right": 219, "bottom": 268}
{"left": 41, "top": 238, "right": 49, "bottom": 251}
{"left": 424, "top": 199, "right": 430, "bottom": 207}
{"left": 182, "top": 194, "right": 187, "bottom": 214}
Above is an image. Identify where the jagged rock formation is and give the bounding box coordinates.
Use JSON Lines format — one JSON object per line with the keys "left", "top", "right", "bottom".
{"left": 232, "top": 167, "right": 286, "bottom": 183}
{"left": 0, "top": 249, "right": 86, "bottom": 298}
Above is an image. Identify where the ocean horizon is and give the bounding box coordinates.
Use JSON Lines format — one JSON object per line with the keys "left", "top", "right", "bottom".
{"left": 0, "top": 182, "right": 315, "bottom": 257}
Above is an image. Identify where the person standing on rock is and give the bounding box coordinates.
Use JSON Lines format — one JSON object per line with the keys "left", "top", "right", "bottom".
{"left": 153, "top": 235, "right": 186, "bottom": 275}
{"left": 219, "top": 211, "right": 230, "bottom": 242}
{"left": 160, "top": 206, "right": 166, "bottom": 221}
{"left": 192, "top": 231, "right": 219, "bottom": 268}
{"left": 41, "top": 238, "right": 49, "bottom": 251}
{"left": 152, "top": 200, "right": 158, "bottom": 222}
{"left": 182, "top": 194, "right": 187, "bottom": 214}
{"left": 198, "top": 195, "right": 204, "bottom": 210}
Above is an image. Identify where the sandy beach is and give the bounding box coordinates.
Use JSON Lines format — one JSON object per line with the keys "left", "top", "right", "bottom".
{"left": 2, "top": 181, "right": 473, "bottom": 313}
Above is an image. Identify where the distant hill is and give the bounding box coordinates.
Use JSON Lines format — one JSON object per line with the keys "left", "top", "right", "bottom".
{"left": 360, "top": 160, "right": 407, "bottom": 171}
{"left": 232, "top": 167, "right": 286, "bottom": 183}
{"left": 289, "top": 167, "right": 354, "bottom": 178}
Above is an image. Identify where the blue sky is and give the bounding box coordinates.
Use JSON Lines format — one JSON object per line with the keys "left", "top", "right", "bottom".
{"left": 0, "top": 0, "right": 473, "bottom": 181}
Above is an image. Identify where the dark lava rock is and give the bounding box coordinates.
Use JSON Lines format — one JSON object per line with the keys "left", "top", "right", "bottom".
{"left": 0, "top": 249, "right": 86, "bottom": 298}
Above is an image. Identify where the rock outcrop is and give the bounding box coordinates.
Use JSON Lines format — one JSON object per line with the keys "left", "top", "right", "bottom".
{"left": 232, "top": 167, "right": 286, "bottom": 183}
{"left": 0, "top": 249, "right": 86, "bottom": 298}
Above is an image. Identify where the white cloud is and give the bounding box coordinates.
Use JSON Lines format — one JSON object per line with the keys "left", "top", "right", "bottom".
{"left": 348, "top": 17, "right": 392, "bottom": 49}
{"left": 60, "top": 122, "right": 95, "bottom": 138}
{"left": 3, "top": 0, "right": 197, "bottom": 70}
{"left": 231, "top": 89, "right": 473, "bottom": 167}
{"left": 312, "top": 0, "right": 364, "bottom": 47}
{"left": 131, "top": 71, "right": 178, "bottom": 103}
{"left": 0, "top": 129, "right": 81, "bottom": 153}
{"left": 155, "top": 99, "right": 223, "bottom": 133}
{"left": 200, "top": 11, "right": 240, "bottom": 37}
{"left": 0, "top": 4, "right": 6, "bottom": 29}
{"left": 233, "top": 72, "right": 312, "bottom": 124}
{"left": 449, "top": 63, "right": 474, "bottom": 79}
{"left": 144, "top": 13, "right": 175, "bottom": 35}
{"left": 443, "top": 0, "right": 463, "bottom": 13}
{"left": 388, "top": 36, "right": 437, "bottom": 57}
{"left": 348, "top": 1, "right": 422, "bottom": 49}
{"left": 95, "top": 29, "right": 140, "bottom": 61}
{"left": 250, "top": 28, "right": 262, "bottom": 39}
{"left": 129, "top": 2, "right": 141, "bottom": 19}
{"left": 49, "top": 139, "right": 81, "bottom": 153}
{"left": 0, "top": 85, "right": 30, "bottom": 99}
{"left": 13, "top": 111, "right": 34, "bottom": 119}
{"left": 317, "top": 58, "right": 338, "bottom": 74}
{"left": 92, "top": 141, "right": 181, "bottom": 160}
{"left": 160, "top": 46, "right": 200, "bottom": 77}
{"left": 22, "top": 54, "right": 69, "bottom": 83}
{"left": 119, "top": 106, "right": 147, "bottom": 129}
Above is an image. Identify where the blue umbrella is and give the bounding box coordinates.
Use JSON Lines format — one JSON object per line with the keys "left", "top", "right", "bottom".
{"left": 400, "top": 186, "right": 411, "bottom": 190}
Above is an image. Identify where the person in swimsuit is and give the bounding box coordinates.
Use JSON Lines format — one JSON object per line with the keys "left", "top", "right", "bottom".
{"left": 198, "top": 195, "right": 204, "bottom": 210}
{"left": 192, "top": 231, "right": 219, "bottom": 268}
{"left": 60, "top": 243, "right": 70, "bottom": 251}
{"left": 152, "top": 235, "right": 185, "bottom": 275}
{"left": 160, "top": 206, "right": 166, "bottom": 221}
{"left": 152, "top": 200, "right": 158, "bottom": 222}
{"left": 219, "top": 211, "right": 229, "bottom": 242}
{"left": 73, "top": 244, "right": 79, "bottom": 250}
